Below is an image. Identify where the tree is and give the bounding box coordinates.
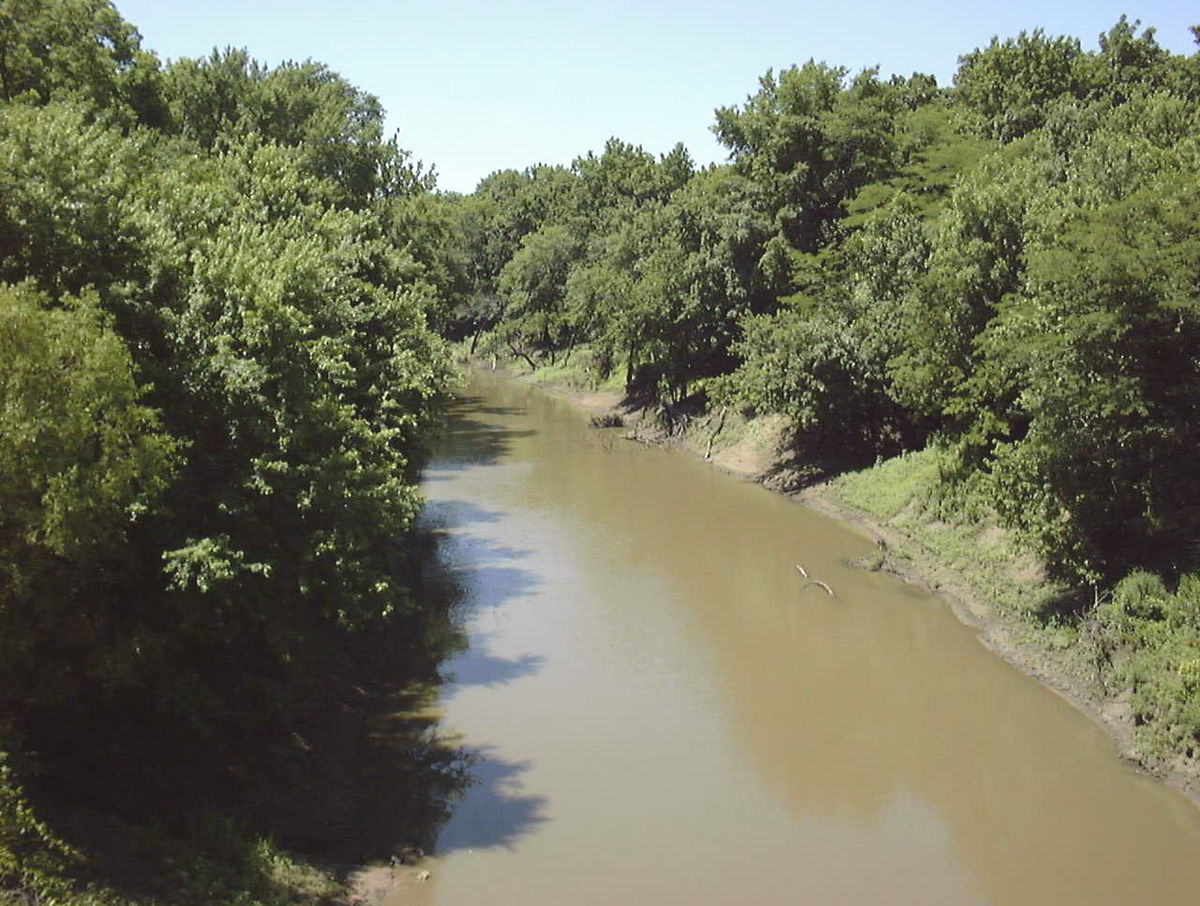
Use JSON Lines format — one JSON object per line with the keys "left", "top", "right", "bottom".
{"left": 714, "top": 63, "right": 912, "bottom": 255}
{"left": 496, "top": 223, "right": 580, "bottom": 362}
{"left": 717, "top": 194, "right": 933, "bottom": 461}
{"left": 954, "top": 29, "right": 1085, "bottom": 141}
{"left": 0, "top": 102, "right": 156, "bottom": 299}
{"left": 164, "top": 49, "right": 416, "bottom": 207}
{"left": 0, "top": 282, "right": 177, "bottom": 702}
{"left": 887, "top": 147, "right": 1042, "bottom": 425}
{"left": 0, "top": 0, "right": 168, "bottom": 126}
{"left": 973, "top": 172, "right": 1200, "bottom": 580}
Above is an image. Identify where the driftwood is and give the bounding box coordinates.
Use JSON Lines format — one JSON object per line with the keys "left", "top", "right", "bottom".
{"left": 589, "top": 412, "right": 624, "bottom": 428}
{"left": 795, "top": 564, "right": 834, "bottom": 597}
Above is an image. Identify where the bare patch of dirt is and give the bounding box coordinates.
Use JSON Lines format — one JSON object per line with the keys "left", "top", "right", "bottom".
{"left": 574, "top": 390, "right": 621, "bottom": 411}
{"left": 708, "top": 432, "right": 778, "bottom": 478}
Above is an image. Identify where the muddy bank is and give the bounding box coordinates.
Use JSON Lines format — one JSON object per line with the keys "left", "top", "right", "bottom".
{"left": 482, "top": 359, "right": 1200, "bottom": 809}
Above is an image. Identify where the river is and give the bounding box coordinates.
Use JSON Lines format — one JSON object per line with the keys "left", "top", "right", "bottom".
{"left": 364, "top": 370, "right": 1200, "bottom": 905}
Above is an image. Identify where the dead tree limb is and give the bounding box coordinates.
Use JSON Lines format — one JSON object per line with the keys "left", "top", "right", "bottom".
{"left": 705, "top": 406, "right": 728, "bottom": 461}
{"left": 795, "top": 565, "right": 834, "bottom": 597}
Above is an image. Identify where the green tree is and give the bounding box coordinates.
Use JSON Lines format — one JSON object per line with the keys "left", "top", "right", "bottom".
{"left": 0, "top": 0, "right": 168, "bottom": 126}
{"left": 714, "top": 63, "right": 913, "bottom": 254}
{"left": 954, "top": 29, "right": 1085, "bottom": 141}
{"left": 717, "top": 194, "right": 933, "bottom": 462}
{"left": 496, "top": 223, "right": 580, "bottom": 363}
{"left": 0, "top": 38, "right": 455, "bottom": 802}
{"left": 887, "top": 146, "right": 1042, "bottom": 424}
{"left": 164, "top": 49, "right": 417, "bottom": 207}
{"left": 0, "top": 282, "right": 177, "bottom": 702}
{"left": 0, "top": 102, "right": 156, "bottom": 298}
{"left": 973, "top": 173, "right": 1200, "bottom": 579}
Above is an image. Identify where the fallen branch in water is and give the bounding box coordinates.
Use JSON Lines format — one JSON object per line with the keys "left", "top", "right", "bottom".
{"left": 589, "top": 412, "right": 624, "bottom": 428}
{"left": 795, "top": 564, "right": 834, "bottom": 597}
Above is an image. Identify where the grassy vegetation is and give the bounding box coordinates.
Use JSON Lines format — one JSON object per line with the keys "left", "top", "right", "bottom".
{"left": 827, "top": 447, "right": 1062, "bottom": 617}
{"left": 519, "top": 349, "right": 626, "bottom": 397}
{"left": 76, "top": 816, "right": 343, "bottom": 906}
{"left": 455, "top": 342, "right": 626, "bottom": 398}
{"left": 0, "top": 783, "right": 344, "bottom": 906}
{"left": 1094, "top": 573, "right": 1200, "bottom": 762}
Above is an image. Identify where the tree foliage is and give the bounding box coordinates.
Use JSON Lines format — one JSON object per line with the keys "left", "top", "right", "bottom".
{"left": 0, "top": 0, "right": 168, "bottom": 125}
{"left": 456, "top": 17, "right": 1200, "bottom": 602}
{"left": 0, "top": 3, "right": 456, "bottom": 894}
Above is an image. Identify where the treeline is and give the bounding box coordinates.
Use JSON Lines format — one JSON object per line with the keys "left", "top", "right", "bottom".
{"left": 447, "top": 20, "right": 1200, "bottom": 759}
{"left": 0, "top": 1, "right": 464, "bottom": 898}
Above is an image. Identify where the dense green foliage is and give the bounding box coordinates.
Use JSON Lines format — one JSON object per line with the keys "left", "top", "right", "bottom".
{"left": 0, "top": 1, "right": 459, "bottom": 900}
{"left": 455, "top": 17, "right": 1200, "bottom": 580}
{"left": 1094, "top": 571, "right": 1200, "bottom": 759}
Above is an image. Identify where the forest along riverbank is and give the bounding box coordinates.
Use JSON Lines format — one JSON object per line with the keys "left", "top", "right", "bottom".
{"left": 496, "top": 358, "right": 1200, "bottom": 807}
{"left": 358, "top": 369, "right": 1200, "bottom": 906}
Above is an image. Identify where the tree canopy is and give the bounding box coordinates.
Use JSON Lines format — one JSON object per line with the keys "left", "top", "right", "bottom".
{"left": 0, "top": 1, "right": 457, "bottom": 895}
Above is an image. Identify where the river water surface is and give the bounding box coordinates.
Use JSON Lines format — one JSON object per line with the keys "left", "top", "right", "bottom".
{"left": 380, "top": 371, "right": 1200, "bottom": 905}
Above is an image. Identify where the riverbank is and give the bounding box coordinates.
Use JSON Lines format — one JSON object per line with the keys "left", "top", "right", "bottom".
{"left": 469, "top": 354, "right": 1200, "bottom": 808}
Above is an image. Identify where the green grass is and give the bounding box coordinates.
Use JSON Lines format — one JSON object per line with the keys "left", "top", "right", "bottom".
{"left": 453, "top": 341, "right": 626, "bottom": 398}
{"left": 1094, "top": 572, "right": 1200, "bottom": 763}
{"left": 829, "top": 448, "right": 943, "bottom": 520}
{"left": 0, "top": 793, "right": 345, "bottom": 906}
{"left": 520, "top": 348, "right": 626, "bottom": 397}
{"left": 826, "top": 446, "right": 1061, "bottom": 619}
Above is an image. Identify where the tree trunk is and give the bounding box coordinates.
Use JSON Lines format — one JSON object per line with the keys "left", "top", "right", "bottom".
{"left": 508, "top": 340, "right": 537, "bottom": 371}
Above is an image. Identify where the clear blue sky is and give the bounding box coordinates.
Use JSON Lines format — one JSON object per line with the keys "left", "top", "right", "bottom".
{"left": 114, "top": 1, "right": 1197, "bottom": 194}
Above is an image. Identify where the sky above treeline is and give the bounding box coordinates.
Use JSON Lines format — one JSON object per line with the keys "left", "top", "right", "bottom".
{"left": 115, "top": 0, "right": 1198, "bottom": 194}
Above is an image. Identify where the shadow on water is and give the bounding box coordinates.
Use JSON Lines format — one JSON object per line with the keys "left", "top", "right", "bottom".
{"left": 425, "top": 394, "right": 537, "bottom": 474}
{"left": 340, "top": 689, "right": 547, "bottom": 862}
{"left": 443, "top": 647, "right": 547, "bottom": 690}
{"left": 421, "top": 498, "right": 507, "bottom": 528}
{"left": 431, "top": 747, "right": 549, "bottom": 855}
{"left": 334, "top": 493, "right": 549, "bottom": 864}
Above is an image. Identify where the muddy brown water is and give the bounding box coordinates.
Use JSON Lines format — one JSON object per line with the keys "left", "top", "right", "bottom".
{"left": 367, "top": 370, "right": 1200, "bottom": 905}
